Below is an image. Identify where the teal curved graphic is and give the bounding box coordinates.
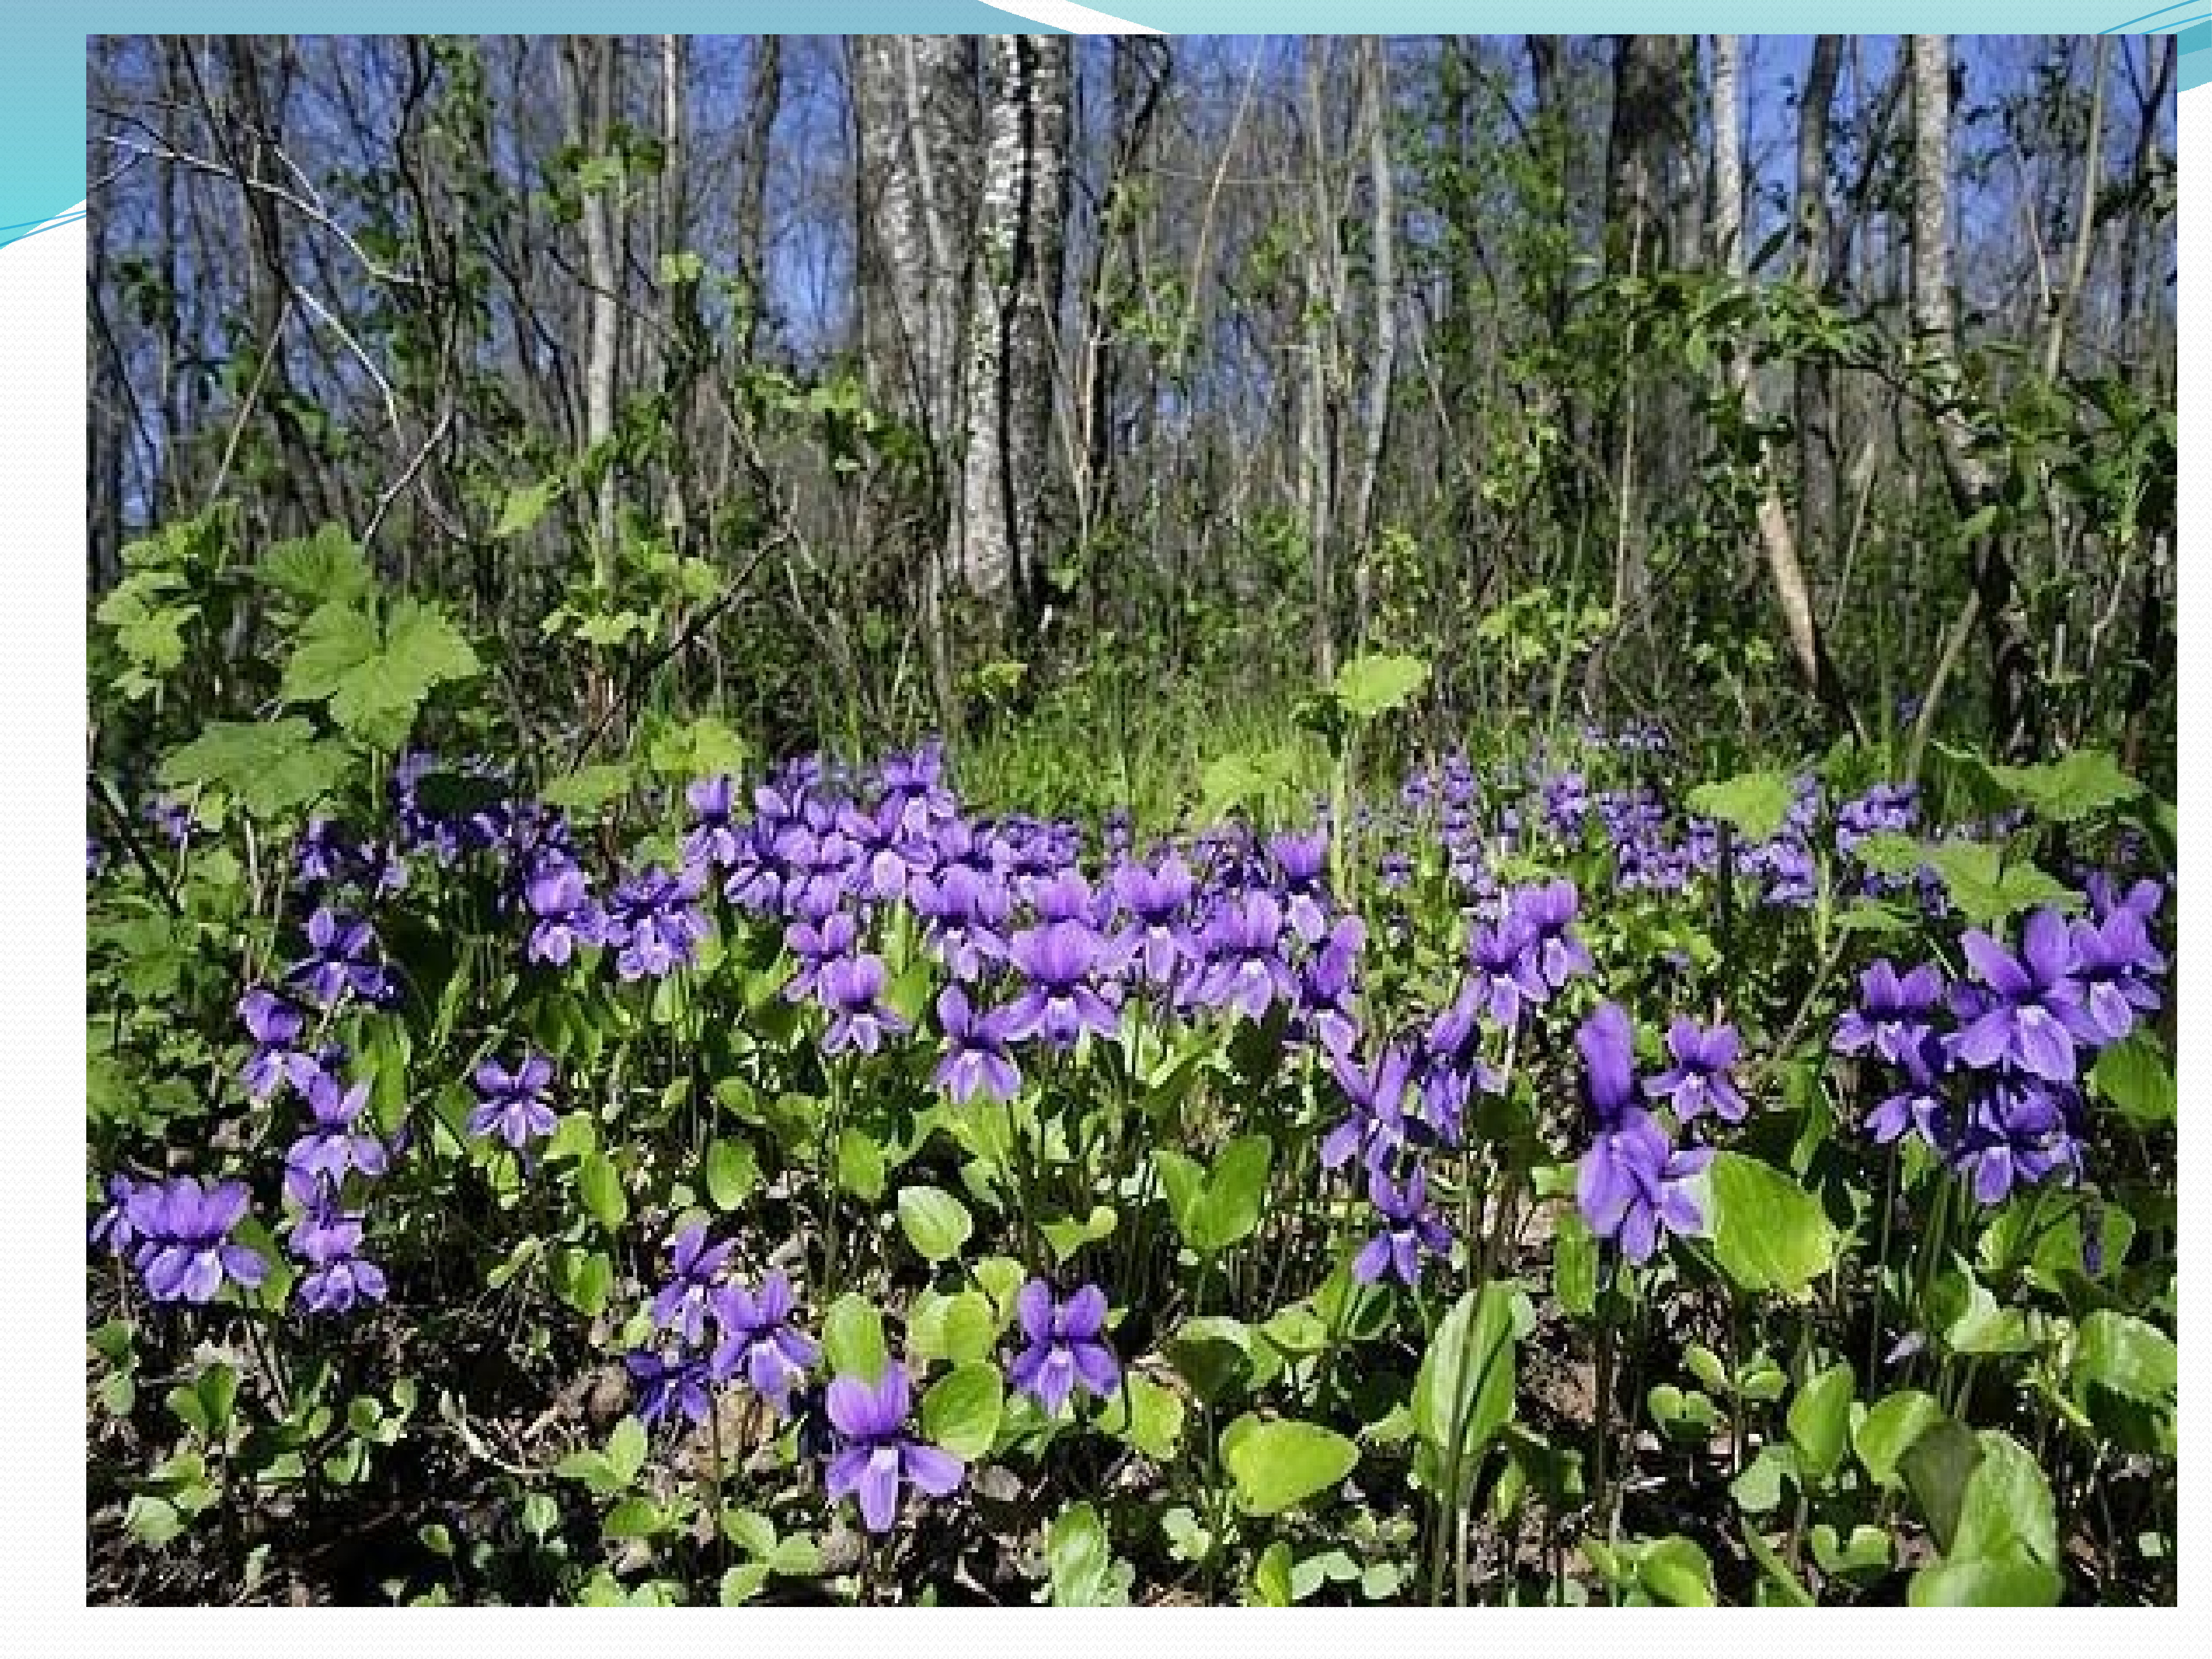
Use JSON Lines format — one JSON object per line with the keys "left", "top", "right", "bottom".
{"left": 8, "top": 2, "right": 2205, "bottom": 252}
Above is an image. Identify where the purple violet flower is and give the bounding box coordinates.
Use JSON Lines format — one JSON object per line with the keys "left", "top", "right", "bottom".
{"left": 710, "top": 1272, "right": 818, "bottom": 1414}
{"left": 823, "top": 1365, "right": 965, "bottom": 1533}
{"left": 1008, "top": 1280, "right": 1120, "bottom": 1416}
{"left": 1645, "top": 1018, "right": 1749, "bottom": 1124}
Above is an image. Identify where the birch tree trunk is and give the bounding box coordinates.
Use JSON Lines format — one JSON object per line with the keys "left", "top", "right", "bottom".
{"left": 958, "top": 34, "right": 1071, "bottom": 621}
{"left": 1907, "top": 32, "right": 2037, "bottom": 759}
{"left": 1714, "top": 34, "right": 1858, "bottom": 735}
{"left": 562, "top": 34, "right": 623, "bottom": 585}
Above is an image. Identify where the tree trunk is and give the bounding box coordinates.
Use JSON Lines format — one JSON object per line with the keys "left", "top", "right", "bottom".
{"left": 1906, "top": 33, "right": 2037, "bottom": 759}
{"left": 957, "top": 34, "right": 1071, "bottom": 623}
{"left": 562, "top": 34, "right": 623, "bottom": 583}
{"left": 1794, "top": 36, "right": 1840, "bottom": 580}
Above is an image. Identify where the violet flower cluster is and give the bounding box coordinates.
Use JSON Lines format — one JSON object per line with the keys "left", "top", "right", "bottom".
{"left": 1832, "top": 886, "right": 2167, "bottom": 1205}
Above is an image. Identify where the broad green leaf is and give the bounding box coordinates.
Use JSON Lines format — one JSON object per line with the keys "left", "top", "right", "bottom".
{"left": 160, "top": 718, "right": 351, "bottom": 820}
{"left": 2090, "top": 1034, "right": 2174, "bottom": 1128}
{"left": 1729, "top": 1444, "right": 1795, "bottom": 1515}
{"left": 920, "top": 1363, "right": 1001, "bottom": 1459}
{"left": 2071, "top": 1311, "right": 2176, "bottom": 1407}
{"left": 281, "top": 598, "right": 480, "bottom": 749}
{"left": 644, "top": 715, "right": 749, "bottom": 782}
{"left": 601, "top": 1497, "right": 664, "bottom": 1541}
{"left": 576, "top": 1152, "right": 628, "bottom": 1232}
{"left": 1982, "top": 749, "right": 2141, "bottom": 825}
{"left": 837, "top": 1128, "right": 886, "bottom": 1203}
{"left": 1411, "top": 1281, "right": 1517, "bottom": 1458}
{"left": 703, "top": 1137, "right": 759, "bottom": 1211}
{"left": 1909, "top": 1551, "right": 2063, "bottom": 1607}
{"left": 718, "top": 1563, "right": 770, "bottom": 1605}
{"left": 259, "top": 524, "right": 371, "bottom": 607}
{"left": 1810, "top": 1524, "right": 1891, "bottom": 1582}
{"left": 822, "top": 1296, "right": 888, "bottom": 1384}
{"left": 1249, "top": 1540, "right": 1293, "bottom": 1606}
{"left": 1919, "top": 840, "right": 2079, "bottom": 929}
{"left": 1785, "top": 1361, "right": 1855, "bottom": 1482}
{"left": 1705, "top": 1152, "right": 1838, "bottom": 1299}
{"left": 1040, "top": 1204, "right": 1118, "bottom": 1265}
{"left": 1687, "top": 768, "right": 1799, "bottom": 843}
{"left": 1153, "top": 1149, "right": 1207, "bottom": 1243}
{"left": 1046, "top": 1501, "right": 1133, "bottom": 1606}
{"left": 1223, "top": 1417, "right": 1358, "bottom": 1517}
{"left": 540, "top": 763, "right": 635, "bottom": 813}
{"left": 1191, "top": 1133, "right": 1272, "bottom": 1251}
{"left": 907, "top": 1290, "right": 999, "bottom": 1367}
{"left": 1332, "top": 652, "right": 1431, "bottom": 721}
{"left": 1165, "top": 1316, "right": 1253, "bottom": 1405}
{"left": 1929, "top": 1264, "right": 2033, "bottom": 1355}
{"left": 1107, "top": 1371, "right": 1186, "bottom": 1460}
{"left": 1952, "top": 1433, "right": 2058, "bottom": 1568}
{"left": 1854, "top": 1389, "right": 1943, "bottom": 1489}
{"left": 1552, "top": 1208, "right": 1598, "bottom": 1317}
{"left": 605, "top": 1417, "right": 648, "bottom": 1485}
{"left": 1902, "top": 1418, "right": 1984, "bottom": 1556}
{"left": 896, "top": 1186, "right": 974, "bottom": 1264}
{"left": 1637, "top": 1534, "right": 1717, "bottom": 1607}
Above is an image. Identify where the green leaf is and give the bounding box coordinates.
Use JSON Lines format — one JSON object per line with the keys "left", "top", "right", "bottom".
{"left": 1909, "top": 1551, "right": 2063, "bottom": 1607}
{"left": 576, "top": 1152, "right": 628, "bottom": 1232}
{"left": 1785, "top": 1361, "right": 1855, "bottom": 1482}
{"left": 160, "top": 718, "right": 351, "bottom": 820}
{"left": 2071, "top": 1311, "right": 2176, "bottom": 1407}
{"left": 281, "top": 598, "right": 481, "bottom": 750}
{"left": 605, "top": 1417, "right": 649, "bottom": 1486}
{"left": 1411, "top": 1281, "right": 1517, "bottom": 1458}
{"left": 495, "top": 477, "right": 564, "bottom": 539}
{"left": 1854, "top": 1389, "right": 1944, "bottom": 1489}
{"left": 1705, "top": 1152, "right": 1838, "bottom": 1299}
{"left": 1165, "top": 1317, "right": 1254, "bottom": 1405}
{"left": 1929, "top": 1264, "right": 2033, "bottom": 1355}
{"left": 1331, "top": 652, "right": 1431, "bottom": 722}
{"left": 1902, "top": 1418, "right": 1984, "bottom": 1556}
{"left": 1045, "top": 1501, "right": 1133, "bottom": 1606}
{"left": 1552, "top": 1208, "right": 1598, "bottom": 1317}
{"left": 1194, "top": 1134, "right": 1272, "bottom": 1251}
{"left": 1636, "top": 1535, "right": 1717, "bottom": 1607}
{"left": 896, "top": 1186, "right": 974, "bottom": 1264}
{"left": 821, "top": 1295, "right": 887, "bottom": 1383}
{"left": 920, "top": 1363, "right": 1002, "bottom": 1459}
{"left": 259, "top": 524, "right": 372, "bottom": 607}
{"left": 166, "top": 1363, "right": 238, "bottom": 1439}
{"left": 703, "top": 1136, "right": 759, "bottom": 1211}
{"left": 601, "top": 1496, "right": 664, "bottom": 1541}
{"left": 2090, "top": 1034, "right": 2174, "bottom": 1128}
{"left": 1918, "top": 840, "right": 2079, "bottom": 929}
{"left": 720, "top": 1506, "right": 779, "bottom": 1559}
{"left": 1729, "top": 1444, "right": 1795, "bottom": 1515}
{"left": 836, "top": 1128, "right": 886, "bottom": 1203}
{"left": 539, "top": 763, "right": 634, "bottom": 814}
{"left": 644, "top": 715, "right": 749, "bottom": 782}
{"left": 1107, "top": 1371, "right": 1186, "bottom": 1460}
{"left": 1223, "top": 1417, "right": 1359, "bottom": 1517}
{"left": 1981, "top": 749, "right": 2141, "bottom": 825}
{"left": 1810, "top": 1523, "right": 1892, "bottom": 1583}
{"left": 907, "top": 1290, "right": 999, "bottom": 1366}
{"left": 1249, "top": 1540, "right": 1293, "bottom": 1606}
{"left": 1687, "top": 768, "right": 1799, "bottom": 843}
{"left": 718, "top": 1563, "right": 771, "bottom": 1605}
{"left": 1040, "top": 1204, "right": 1118, "bottom": 1265}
